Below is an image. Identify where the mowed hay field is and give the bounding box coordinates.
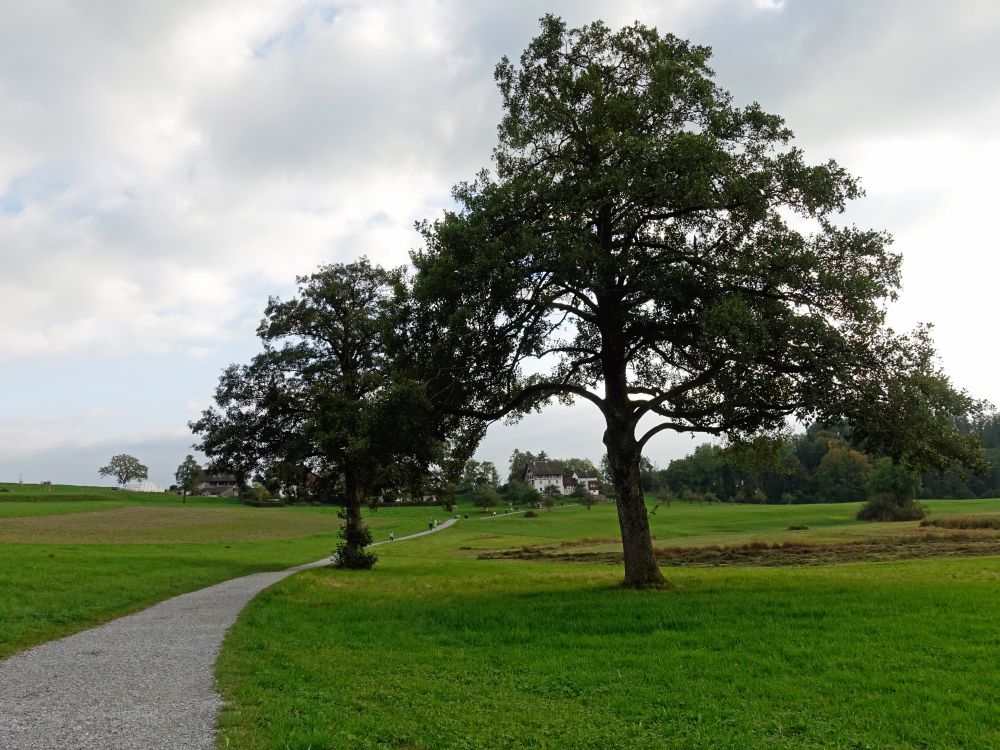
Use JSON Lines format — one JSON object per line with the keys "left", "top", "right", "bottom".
{"left": 217, "top": 499, "right": 1000, "bottom": 750}
{"left": 0, "top": 484, "right": 438, "bottom": 657}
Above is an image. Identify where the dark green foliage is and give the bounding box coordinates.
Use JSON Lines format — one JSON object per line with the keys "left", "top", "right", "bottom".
{"left": 500, "top": 479, "right": 540, "bottom": 507}
{"left": 816, "top": 443, "right": 871, "bottom": 503}
{"left": 857, "top": 458, "right": 925, "bottom": 521}
{"left": 191, "top": 260, "right": 459, "bottom": 567}
{"left": 869, "top": 458, "right": 923, "bottom": 501}
{"left": 174, "top": 455, "right": 204, "bottom": 502}
{"left": 333, "top": 508, "right": 377, "bottom": 569}
{"left": 472, "top": 484, "right": 502, "bottom": 510}
{"left": 855, "top": 495, "right": 926, "bottom": 522}
{"left": 541, "top": 485, "right": 561, "bottom": 508}
{"left": 664, "top": 416, "right": 997, "bottom": 504}
{"left": 244, "top": 484, "right": 270, "bottom": 503}
{"left": 438, "top": 484, "right": 457, "bottom": 513}
{"left": 411, "top": 16, "right": 983, "bottom": 586}
{"left": 459, "top": 459, "right": 500, "bottom": 492}
{"left": 507, "top": 449, "right": 545, "bottom": 482}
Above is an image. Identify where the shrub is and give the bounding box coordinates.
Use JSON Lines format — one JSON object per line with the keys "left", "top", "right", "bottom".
{"left": 855, "top": 493, "right": 926, "bottom": 522}
{"left": 333, "top": 509, "right": 377, "bottom": 569}
{"left": 856, "top": 459, "right": 926, "bottom": 521}
{"left": 523, "top": 510, "right": 538, "bottom": 518}
{"left": 787, "top": 524, "right": 809, "bottom": 530}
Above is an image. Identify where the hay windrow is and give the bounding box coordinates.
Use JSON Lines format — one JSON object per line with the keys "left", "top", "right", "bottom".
{"left": 478, "top": 533, "right": 1000, "bottom": 567}
{"left": 920, "top": 514, "right": 1000, "bottom": 530}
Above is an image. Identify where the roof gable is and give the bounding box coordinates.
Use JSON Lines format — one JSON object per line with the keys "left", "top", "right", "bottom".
{"left": 524, "top": 461, "right": 563, "bottom": 477}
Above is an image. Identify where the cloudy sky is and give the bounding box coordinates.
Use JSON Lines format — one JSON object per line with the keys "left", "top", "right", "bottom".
{"left": 1, "top": 0, "right": 997, "bottom": 487}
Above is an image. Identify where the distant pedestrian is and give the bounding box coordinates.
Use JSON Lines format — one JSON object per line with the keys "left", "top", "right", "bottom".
{"left": 389, "top": 531, "right": 394, "bottom": 542}
{"left": 428, "top": 520, "right": 434, "bottom": 531}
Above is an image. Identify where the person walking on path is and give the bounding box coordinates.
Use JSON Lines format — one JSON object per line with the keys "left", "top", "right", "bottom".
{"left": 389, "top": 531, "right": 394, "bottom": 542}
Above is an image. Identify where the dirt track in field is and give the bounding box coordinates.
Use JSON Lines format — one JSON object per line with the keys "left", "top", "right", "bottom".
{"left": 479, "top": 532, "right": 1000, "bottom": 567}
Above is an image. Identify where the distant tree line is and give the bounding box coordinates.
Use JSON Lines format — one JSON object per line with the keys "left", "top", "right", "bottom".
{"left": 646, "top": 417, "right": 1000, "bottom": 504}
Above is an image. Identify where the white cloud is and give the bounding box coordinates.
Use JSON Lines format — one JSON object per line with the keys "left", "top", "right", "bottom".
{"left": 1, "top": 1, "right": 999, "bottom": 480}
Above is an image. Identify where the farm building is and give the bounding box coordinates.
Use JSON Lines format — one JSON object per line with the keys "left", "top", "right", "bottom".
{"left": 200, "top": 474, "right": 238, "bottom": 496}
{"left": 522, "top": 461, "right": 601, "bottom": 495}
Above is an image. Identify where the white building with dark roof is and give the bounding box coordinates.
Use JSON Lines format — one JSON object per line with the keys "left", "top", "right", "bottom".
{"left": 523, "top": 461, "right": 601, "bottom": 495}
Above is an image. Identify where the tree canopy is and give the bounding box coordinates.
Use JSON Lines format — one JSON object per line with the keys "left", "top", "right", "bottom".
{"left": 190, "top": 259, "right": 469, "bottom": 568}
{"left": 411, "top": 15, "right": 985, "bottom": 587}
{"left": 174, "top": 455, "right": 204, "bottom": 503}
{"left": 98, "top": 454, "right": 148, "bottom": 487}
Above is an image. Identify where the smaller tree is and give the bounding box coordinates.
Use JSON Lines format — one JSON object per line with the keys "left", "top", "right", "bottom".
{"left": 473, "top": 484, "right": 501, "bottom": 511}
{"left": 99, "top": 454, "right": 148, "bottom": 487}
{"left": 654, "top": 486, "right": 675, "bottom": 509}
{"left": 246, "top": 483, "right": 271, "bottom": 503}
{"left": 562, "top": 457, "right": 601, "bottom": 478}
{"left": 501, "top": 479, "right": 539, "bottom": 508}
{"left": 439, "top": 482, "right": 457, "bottom": 512}
{"left": 857, "top": 459, "right": 925, "bottom": 521}
{"left": 574, "top": 484, "right": 600, "bottom": 510}
{"left": 541, "top": 484, "right": 561, "bottom": 508}
{"left": 460, "top": 459, "right": 501, "bottom": 492}
{"left": 815, "top": 442, "right": 871, "bottom": 503}
{"left": 174, "top": 455, "right": 204, "bottom": 503}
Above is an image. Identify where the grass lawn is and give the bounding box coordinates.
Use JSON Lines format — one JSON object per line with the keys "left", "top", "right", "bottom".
{"left": 0, "top": 492, "right": 442, "bottom": 658}
{"left": 217, "top": 500, "right": 1000, "bottom": 749}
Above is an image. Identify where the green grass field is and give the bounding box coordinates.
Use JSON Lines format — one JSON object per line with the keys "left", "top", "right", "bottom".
{"left": 216, "top": 499, "right": 1000, "bottom": 749}
{"left": 5, "top": 487, "right": 1000, "bottom": 747}
{"left": 0, "top": 485, "right": 441, "bottom": 657}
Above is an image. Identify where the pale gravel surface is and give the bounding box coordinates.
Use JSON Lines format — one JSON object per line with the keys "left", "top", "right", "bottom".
{"left": 0, "top": 517, "right": 456, "bottom": 750}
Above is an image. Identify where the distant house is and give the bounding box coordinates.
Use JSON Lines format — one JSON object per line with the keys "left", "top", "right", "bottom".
{"left": 200, "top": 474, "right": 238, "bottom": 497}
{"left": 523, "top": 461, "right": 601, "bottom": 495}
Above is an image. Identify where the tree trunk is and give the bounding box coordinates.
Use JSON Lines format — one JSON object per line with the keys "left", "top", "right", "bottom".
{"left": 603, "top": 420, "right": 665, "bottom": 588}
{"left": 336, "top": 471, "right": 376, "bottom": 568}
{"left": 593, "top": 204, "right": 664, "bottom": 588}
{"left": 344, "top": 476, "right": 365, "bottom": 556}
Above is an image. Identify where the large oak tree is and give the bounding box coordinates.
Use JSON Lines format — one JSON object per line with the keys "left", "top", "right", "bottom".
{"left": 412, "top": 16, "right": 984, "bottom": 587}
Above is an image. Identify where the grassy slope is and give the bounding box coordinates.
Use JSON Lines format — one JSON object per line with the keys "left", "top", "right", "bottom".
{"left": 0, "top": 482, "right": 161, "bottom": 501}
{"left": 217, "top": 501, "right": 1000, "bottom": 750}
{"left": 0, "top": 496, "right": 440, "bottom": 657}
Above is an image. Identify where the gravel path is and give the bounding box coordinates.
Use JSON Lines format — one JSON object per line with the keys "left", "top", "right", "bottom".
{"left": 0, "top": 517, "right": 457, "bottom": 750}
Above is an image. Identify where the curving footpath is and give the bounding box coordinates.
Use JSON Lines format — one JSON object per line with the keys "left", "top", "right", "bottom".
{"left": 0, "top": 518, "right": 456, "bottom": 750}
